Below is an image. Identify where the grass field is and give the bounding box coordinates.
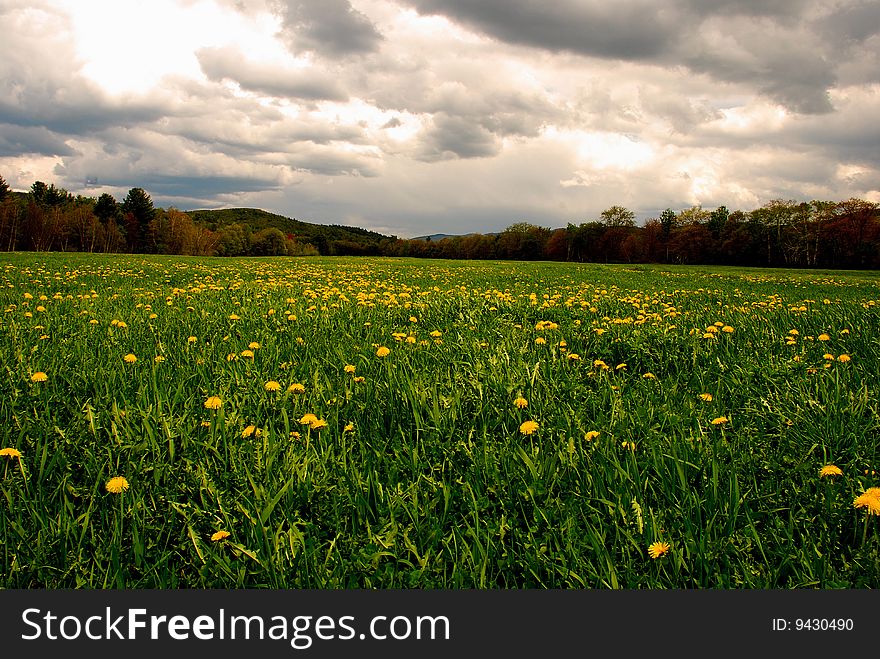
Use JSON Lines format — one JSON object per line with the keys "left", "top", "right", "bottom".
{"left": 1, "top": 253, "right": 879, "bottom": 588}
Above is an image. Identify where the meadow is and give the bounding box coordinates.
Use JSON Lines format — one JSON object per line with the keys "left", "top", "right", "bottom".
{"left": 1, "top": 253, "right": 879, "bottom": 588}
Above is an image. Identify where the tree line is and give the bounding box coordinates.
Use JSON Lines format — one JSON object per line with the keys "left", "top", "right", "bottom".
{"left": 1, "top": 175, "right": 878, "bottom": 268}
{"left": 0, "top": 178, "right": 318, "bottom": 257}
{"left": 387, "top": 200, "right": 880, "bottom": 269}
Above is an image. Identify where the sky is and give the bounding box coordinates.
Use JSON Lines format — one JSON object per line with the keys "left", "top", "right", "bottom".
{"left": 1, "top": 0, "right": 879, "bottom": 238}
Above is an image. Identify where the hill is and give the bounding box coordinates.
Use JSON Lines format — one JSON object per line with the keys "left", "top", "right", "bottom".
{"left": 186, "top": 207, "right": 394, "bottom": 255}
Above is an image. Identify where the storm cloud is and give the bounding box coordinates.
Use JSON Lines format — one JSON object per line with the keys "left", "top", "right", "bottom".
{"left": 0, "top": 0, "right": 878, "bottom": 236}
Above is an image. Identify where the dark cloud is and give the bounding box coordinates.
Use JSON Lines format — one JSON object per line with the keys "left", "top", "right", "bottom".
{"left": 401, "top": 0, "right": 673, "bottom": 61}
{"left": 397, "top": 0, "right": 847, "bottom": 114}
{"left": 272, "top": 0, "right": 383, "bottom": 58}
{"left": 418, "top": 113, "right": 501, "bottom": 161}
{"left": 196, "top": 47, "right": 349, "bottom": 101}
{"left": 0, "top": 124, "right": 75, "bottom": 157}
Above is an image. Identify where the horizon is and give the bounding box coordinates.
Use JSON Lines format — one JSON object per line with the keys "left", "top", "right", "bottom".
{"left": 2, "top": 1, "right": 879, "bottom": 239}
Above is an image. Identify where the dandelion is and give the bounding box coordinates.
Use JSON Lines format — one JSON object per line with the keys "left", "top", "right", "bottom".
{"left": 819, "top": 465, "right": 842, "bottom": 478}
{"left": 535, "top": 337, "right": 546, "bottom": 345}
{"left": 240, "top": 349, "right": 254, "bottom": 359}
{"left": 344, "top": 423, "right": 355, "bottom": 432}
{"left": 853, "top": 488, "right": 880, "bottom": 515}
{"left": 711, "top": 416, "right": 729, "bottom": 425}
{"left": 567, "top": 353, "right": 580, "bottom": 361}
{"left": 204, "top": 396, "right": 222, "bottom": 410}
{"left": 353, "top": 376, "right": 365, "bottom": 383}
{"left": 643, "top": 372, "right": 656, "bottom": 380}
{"left": 105, "top": 476, "right": 129, "bottom": 494}
{"left": 513, "top": 396, "right": 528, "bottom": 409}
{"left": 376, "top": 346, "right": 390, "bottom": 357}
{"left": 154, "top": 355, "right": 165, "bottom": 363}
{"left": 242, "top": 425, "right": 257, "bottom": 438}
{"left": 288, "top": 383, "right": 305, "bottom": 394}
{"left": 310, "top": 418, "right": 328, "bottom": 430}
{"left": 647, "top": 541, "right": 670, "bottom": 559}
{"left": 211, "top": 530, "right": 231, "bottom": 542}
{"left": 0, "top": 447, "right": 22, "bottom": 458}
{"left": 248, "top": 342, "right": 260, "bottom": 350}
{"left": 519, "top": 420, "right": 539, "bottom": 435}
{"left": 615, "top": 363, "right": 627, "bottom": 370}
{"left": 123, "top": 353, "right": 137, "bottom": 363}
{"left": 823, "top": 353, "right": 835, "bottom": 360}
{"left": 818, "top": 334, "right": 830, "bottom": 341}
{"left": 229, "top": 314, "right": 240, "bottom": 320}
{"left": 30, "top": 372, "right": 48, "bottom": 383}
{"left": 699, "top": 393, "right": 713, "bottom": 402}
{"left": 430, "top": 330, "right": 442, "bottom": 338}
{"left": 299, "top": 413, "right": 318, "bottom": 426}
{"left": 290, "top": 431, "right": 301, "bottom": 440}
{"left": 838, "top": 354, "right": 851, "bottom": 362}
{"left": 187, "top": 336, "right": 197, "bottom": 344}
{"left": 593, "top": 359, "right": 608, "bottom": 369}
{"left": 584, "top": 431, "right": 600, "bottom": 441}
{"left": 621, "top": 441, "right": 636, "bottom": 450}
{"left": 721, "top": 326, "right": 734, "bottom": 333}
{"left": 264, "top": 380, "right": 281, "bottom": 392}
{"left": 344, "top": 364, "right": 356, "bottom": 374}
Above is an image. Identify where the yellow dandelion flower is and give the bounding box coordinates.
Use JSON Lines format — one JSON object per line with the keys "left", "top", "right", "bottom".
{"left": 818, "top": 334, "right": 830, "bottom": 341}
{"left": 344, "top": 423, "right": 355, "bottom": 432}
{"left": 242, "top": 425, "right": 257, "bottom": 438}
{"left": 353, "top": 376, "right": 365, "bottom": 383}
{"left": 711, "top": 416, "right": 729, "bottom": 425}
{"left": 0, "top": 447, "right": 22, "bottom": 458}
{"left": 514, "top": 396, "right": 528, "bottom": 409}
{"left": 722, "top": 326, "right": 734, "bottom": 333}
{"left": 116, "top": 321, "right": 127, "bottom": 329}
{"left": 123, "top": 353, "right": 137, "bottom": 363}
{"left": 823, "top": 353, "right": 835, "bottom": 360}
{"left": 344, "top": 364, "right": 356, "bottom": 373}
{"left": 288, "top": 383, "right": 305, "bottom": 393}
{"left": 699, "top": 393, "right": 713, "bottom": 402}
{"left": 535, "top": 337, "right": 546, "bottom": 345}
{"left": 299, "top": 413, "right": 318, "bottom": 426}
{"left": 200, "top": 421, "right": 211, "bottom": 428}
{"left": 584, "top": 431, "right": 600, "bottom": 441}
{"left": 240, "top": 349, "right": 254, "bottom": 359}
{"left": 187, "top": 336, "right": 197, "bottom": 344}
{"left": 643, "top": 372, "right": 656, "bottom": 379}
{"left": 853, "top": 489, "right": 880, "bottom": 515}
{"left": 593, "top": 359, "right": 608, "bottom": 369}
{"left": 615, "top": 363, "right": 627, "bottom": 370}
{"left": 30, "top": 372, "right": 48, "bottom": 383}
{"left": 838, "top": 354, "right": 851, "bottom": 362}
{"left": 647, "top": 541, "right": 670, "bottom": 559}
{"left": 211, "top": 530, "right": 230, "bottom": 542}
{"left": 154, "top": 355, "right": 165, "bottom": 363}
{"left": 290, "top": 431, "right": 301, "bottom": 439}
{"left": 264, "top": 380, "right": 281, "bottom": 392}
{"left": 567, "top": 353, "right": 580, "bottom": 360}
{"left": 788, "top": 329, "right": 799, "bottom": 336}
{"left": 376, "top": 346, "right": 391, "bottom": 357}
{"left": 204, "top": 396, "right": 222, "bottom": 410}
{"left": 429, "top": 330, "right": 442, "bottom": 338}
{"left": 819, "top": 465, "right": 842, "bottom": 478}
{"left": 248, "top": 342, "right": 260, "bottom": 350}
{"left": 310, "top": 418, "right": 328, "bottom": 430}
{"left": 229, "top": 314, "right": 240, "bottom": 320}
{"left": 519, "top": 420, "right": 539, "bottom": 435}
{"left": 105, "top": 476, "right": 129, "bottom": 494}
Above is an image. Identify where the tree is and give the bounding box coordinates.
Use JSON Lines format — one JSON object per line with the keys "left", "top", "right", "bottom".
{"left": 600, "top": 205, "right": 635, "bottom": 227}
{"left": 121, "top": 187, "right": 155, "bottom": 252}
{"left": 707, "top": 206, "right": 729, "bottom": 239}
{"left": 94, "top": 193, "right": 119, "bottom": 223}
{"left": 0, "top": 175, "right": 9, "bottom": 203}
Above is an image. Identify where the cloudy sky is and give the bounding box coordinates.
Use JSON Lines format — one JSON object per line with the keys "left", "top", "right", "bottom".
{"left": 1, "top": 0, "right": 879, "bottom": 237}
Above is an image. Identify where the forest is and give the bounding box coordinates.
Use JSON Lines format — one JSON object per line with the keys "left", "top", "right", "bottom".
{"left": 1, "top": 175, "right": 878, "bottom": 269}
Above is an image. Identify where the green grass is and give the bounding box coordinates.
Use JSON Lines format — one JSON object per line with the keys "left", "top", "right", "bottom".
{"left": 1, "top": 253, "right": 879, "bottom": 588}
